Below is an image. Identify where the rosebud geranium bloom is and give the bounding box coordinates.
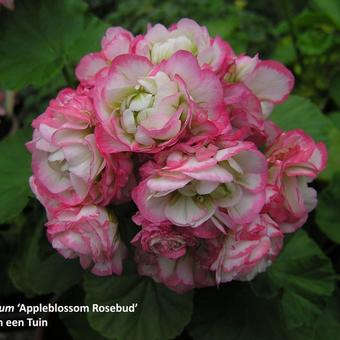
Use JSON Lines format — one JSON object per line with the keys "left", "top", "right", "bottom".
{"left": 134, "top": 246, "right": 216, "bottom": 293}
{"left": 27, "top": 88, "right": 131, "bottom": 207}
{"left": 265, "top": 130, "right": 327, "bottom": 232}
{"left": 132, "top": 214, "right": 198, "bottom": 259}
{"left": 76, "top": 27, "right": 134, "bottom": 86}
{"left": 211, "top": 214, "right": 283, "bottom": 283}
{"left": 133, "top": 221, "right": 221, "bottom": 293}
{"left": 135, "top": 18, "right": 235, "bottom": 76}
{"left": 94, "top": 51, "right": 227, "bottom": 153}
{"left": 223, "top": 83, "right": 265, "bottom": 145}
{"left": 28, "top": 18, "right": 327, "bottom": 288}
{"left": 132, "top": 141, "right": 267, "bottom": 228}
{"left": 46, "top": 205, "right": 127, "bottom": 276}
{"left": 29, "top": 176, "right": 64, "bottom": 218}
{"left": 224, "top": 55, "right": 294, "bottom": 117}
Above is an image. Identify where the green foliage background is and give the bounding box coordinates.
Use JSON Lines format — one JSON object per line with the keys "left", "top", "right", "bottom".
{"left": 0, "top": 0, "right": 339, "bottom": 339}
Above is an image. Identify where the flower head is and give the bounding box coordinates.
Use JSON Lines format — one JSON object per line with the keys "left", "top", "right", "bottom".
{"left": 133, "top": 224, "right": 221, "bottom": 293}
{"left": 76, "top": 27, "right": 134, "bottom": 86}
{"left": 27, "top": 87, "right": 132, "bottom": 209}
{"left": 224, "top": 55, "right": 294, "bottom": 117}
{"left": 135, "top": 18, "right": 235, "bottom": 76}
{"left": 46, "top": 205, "right": 127, "bottom": 276}
{"left": 132, "top": 140, "right": 267, "bottom": 229}
{"left": 211, "top": 214, "right": 283, "bottom": 283}
{"left": 94, "top": 51, "right": 227, "bottom": 153}
{"left": 265, "top": 130, "right": 327, "bottom": 232}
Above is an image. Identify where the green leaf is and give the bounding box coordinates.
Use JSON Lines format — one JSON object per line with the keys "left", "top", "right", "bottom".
{"left": 9, "top": 212, "right": 82, "bottom": 296}
{"left": 189, "top": 283, "right": 340, "bottom": 340}
{"left": 267, "top": 230, "right": 335, "bottom": 329}
{"left": 286, "top": 289, "right": 340, "bottom": 340}
{"left": 188, "top": 283, "right": 287, "bottom": 340}
{"left": 63, "top": 312, "right": 106, "bottom": 340}
{"left": 59, "top": 288, "right": 106, "bottom": 340}
{"left": 313, "top": 290, "right": 340, "bottom": 340}
{"left": 297, "top": 29, "right": 333, "bottom": 56}
{"left": 0, "top": 129, "right": 32, "bottom": 223}
{"left": 293, "top": 11, "right": 334, "bottom": 28}
{"left": 203, "top": 18, "right": 248, "bottom": 54}
{"left": 250, "top": 231, "right": 336, "bottom": 334}
{"left": 22, "top": 73, "right": 68, "bottom": 123}
{"left": 316, "top": 173, "right": 340, "bottom": 243}
{"left": 330, "top": 75, "right": 340, "bottom": 108}
{"left": 271, "top": 37, "right": 296, "bottom": 64}
{"left": 270, "top": 95, "right": 332, "bottom": 144}
{"left": 312, "top": 0, "right": 340, "bottom": 28}
{"left": 0, "top": 237, "right": 16, "bottom": 296}
{"left": 84, "top": 264, "right": 193, "bottom": 340}
{"left": 204, "top": 18, "right": 239, "bottom": 40}
{"left": 250, "top": 271, "right": 280, "bottom": 299}
{"left": 319, "top": 128, "right": 340, "bottom": 181}
{"left": 0, "top": 0, "right": 108, "bottom": 89}
{"left": 329, "top": 112, "right": 340, "bottom": 129}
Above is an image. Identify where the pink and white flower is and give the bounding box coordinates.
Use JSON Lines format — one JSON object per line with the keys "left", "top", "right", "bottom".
{"left": 132, "top": 140, "right": 267, "bottom": 229}
{"left": 264, "top": 120, "right": 283, "bottom": 145}
{"left": 29, "top": 176, "right": 64, "bottom": 218}
{"left": 211, "top": 214, "right": 283, "bottom": 283}
{"left": 265, "top": 129, "right": 327, "bottom": 232}
{"left": 134, "top": 230, "right": 220, "bottom": 293}
{"left": 224, "top": 55, "right": 294, "bottom": 117}
{"left": 134, "top": 18, "right": 235, "bottom": 76}
{"left": 223, "top": 82, "right": 266, "bottom": 145}
{"left": 27, "top": 87, "right": 132, "bottom": 208}
{"left": 94, "top": 51, "right": 227, "bottom": 153}
{"left": 27, "top": 19, "right": 326, "bottom": 290}
{"left": 76, "top": 27, "right": 134, "bottom": 86}
{"left": 46, "top": 205, "right": 127, "bottom": 276}
{"left": 131, "top": 213, "right": 198, "bottom": 259}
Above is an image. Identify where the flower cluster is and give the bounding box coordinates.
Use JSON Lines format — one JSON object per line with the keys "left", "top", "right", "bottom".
{"left": 28, "top": 19, "right": 327, "bottom": 292}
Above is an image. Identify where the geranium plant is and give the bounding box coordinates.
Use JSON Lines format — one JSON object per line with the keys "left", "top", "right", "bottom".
{"left": 27, "top": 18, "right": 327, "bottom": 294}
{"left": 0, "top": 1, "right": 339, "bottom": 340}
